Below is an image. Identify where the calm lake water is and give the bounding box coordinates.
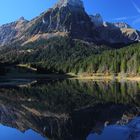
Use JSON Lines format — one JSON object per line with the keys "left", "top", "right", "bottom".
{"left": 0, "top": 79, "right": 140, "bottom": 140}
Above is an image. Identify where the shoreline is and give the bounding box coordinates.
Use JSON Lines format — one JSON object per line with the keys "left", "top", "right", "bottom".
{"left": 70, "top": 75, "right": 140, "bottom": 81}
{"left": 8, "top": 64, "right": 140, "bottom": 81}
{"left": 1, "top": 70, "right": 140, "bottom": 81}
{"left": 0, "top": 74, "right": 140, "bottom": 87}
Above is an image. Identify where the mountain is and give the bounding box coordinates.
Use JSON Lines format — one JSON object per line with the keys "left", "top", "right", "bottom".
{"left": 0, "top": 0, "right": 140, "bottom": 75}
{"left": 54, "top": 0, "right": 84, "bottom": 8}
{"left": 0, "top": 0, "right": 140, "bottom": 48}
{"left": 0, "top": 17, "right": 28, "bottom": 46}
{"left": 90, "top": 14, "right": 103, "bottom": 27}
{"left": 23, "top": 0, "right": 94, "bottom": 41}
{"left": 113, "top": 22, "right": 131, "bottom": 29}
{"left": 90, "top": 15, "right": 140, "bottom": 45}
{"left": 95, "top": 21, "right": 140, "bottom": 45}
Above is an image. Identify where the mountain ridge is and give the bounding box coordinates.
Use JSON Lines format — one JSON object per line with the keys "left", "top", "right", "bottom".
{"left": 0, "top": 0, "right": 140, "bottom": 48}
{"left": 53, "top": 0, "right": 84, "bottom": 9}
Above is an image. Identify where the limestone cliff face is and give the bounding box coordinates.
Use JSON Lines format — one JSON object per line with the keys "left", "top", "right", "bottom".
{"left": 0, "top": 17, "right": 28, "bottom": 46}
{"left": 0, "top": 0, "right": 139, "bottom": 47}
{"left": 90, "top": 14, "right": 103, "bottom": 27}
{"left": 93, "top": 21, "right": 140, "bottom": 45}
{"left": 24, "top": 0, "right": 94, "bottom": 41}
{"left": 53, "top": 0, "right": 84, "bottom": 9}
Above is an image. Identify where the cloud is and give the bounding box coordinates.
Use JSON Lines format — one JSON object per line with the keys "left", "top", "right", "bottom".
{"left": 112, "top": 14, "right": 140, "bottom": 27}
{"left": 113, "top": 15, "right": 139, "bottom": 21}
{"left": 107, "top": 0, "right": 140, "bottom": 29}
{"left": 131, "top": 0, "right": 140, "bottom": 13}
{"left": 113, "top": 17, "right": 130, "bottom": 20}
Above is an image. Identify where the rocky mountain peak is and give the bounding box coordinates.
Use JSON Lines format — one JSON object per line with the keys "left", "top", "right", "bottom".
{"left": 113, "top": 22, "right": 131, "bottom": 29}
{"left": 54, "top": 0, "right": 84, "bottom": 9}
{"left": 0, "top": 0, "right": 139, "bottom": 47}
{"left": 27, "top": 0, "right": 93, "bottom": 41}
{"left": 90, "top": 14, "right": 103, "bottom": 27}
{"left": 18, "top": 16, "right": 25, "bottom": 21}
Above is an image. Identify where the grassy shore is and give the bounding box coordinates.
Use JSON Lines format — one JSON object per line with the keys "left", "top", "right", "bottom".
{"left": 70, "top": 73, "right": 140, "bottom": 81}
{"left": 1, "top": 72, "right": 140, "bottom": 81}
{"left": 72, "top": 76, "right": 140, "bottom": 81}
{"left": 1, "top": 64, "right": 140, "bottom": 81}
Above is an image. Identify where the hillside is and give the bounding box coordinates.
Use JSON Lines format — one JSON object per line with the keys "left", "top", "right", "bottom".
{"left": 0, "top": 0, "right": 140, "bottom": 76}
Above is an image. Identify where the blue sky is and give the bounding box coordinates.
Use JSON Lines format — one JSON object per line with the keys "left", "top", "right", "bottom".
{"left": 0, "top": 0, "right": 140, "bottom": 30}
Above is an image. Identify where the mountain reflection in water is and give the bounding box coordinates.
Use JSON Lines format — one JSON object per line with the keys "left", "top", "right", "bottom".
{"left": 87, "top": 117, "right": 140, "bottom": 140}
{"left": 0, "top": 79, "right": 140, "bottom": 140}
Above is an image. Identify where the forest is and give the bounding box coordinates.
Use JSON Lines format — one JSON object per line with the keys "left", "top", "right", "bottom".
{"left": 0, "top": 36, "right": 140, "bottom": 76}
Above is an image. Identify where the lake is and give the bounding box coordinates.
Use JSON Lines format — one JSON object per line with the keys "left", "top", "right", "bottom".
{"left": 0, "top": 79, "right": 140, "bottom": 140}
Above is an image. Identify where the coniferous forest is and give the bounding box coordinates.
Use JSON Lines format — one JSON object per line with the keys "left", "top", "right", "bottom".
{"left": 0, "top": 37, "right": 140, "bottom": 76}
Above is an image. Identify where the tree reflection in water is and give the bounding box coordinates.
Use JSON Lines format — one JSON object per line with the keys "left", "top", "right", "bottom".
{"left": 0, "top": 79, "right": 139, "bottom": 140}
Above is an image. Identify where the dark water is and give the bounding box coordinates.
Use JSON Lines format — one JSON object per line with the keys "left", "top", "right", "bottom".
{"left": 0, "top": 79, "right": 140, "bottom": 140}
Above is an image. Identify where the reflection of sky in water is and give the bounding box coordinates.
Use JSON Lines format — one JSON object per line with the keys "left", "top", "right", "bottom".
{"left": 0, "top": 125, "right": 46, "bottom": 140}
{"left": 87, "top": 125, "right": 130, "bottom": 140}
{"left": 87, "top": 117, "right": 140, "bottom": 140}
